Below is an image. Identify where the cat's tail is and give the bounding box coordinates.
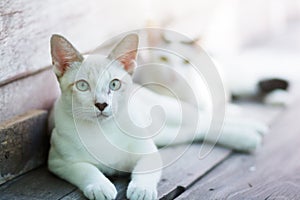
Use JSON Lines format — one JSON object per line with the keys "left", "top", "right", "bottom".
{"left": 258, "top": 78, "right": 289, "bottom": 93}
{"left": 231, "top": 77, "right": 291, "bottom": 106}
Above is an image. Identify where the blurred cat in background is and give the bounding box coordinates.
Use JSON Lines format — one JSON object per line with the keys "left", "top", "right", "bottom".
{"left": 134, "top": 29, "right": 290, "bottom": 109}
{"left": 93, "top": 29, "right": 291, "bottom": 113}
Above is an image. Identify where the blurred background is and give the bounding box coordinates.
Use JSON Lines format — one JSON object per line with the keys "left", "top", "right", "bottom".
{"left": 2, "top": 0, "right": 300, "bottom": 81}
{"left": 0, "top": 0, "right": 300, "bottom": 121}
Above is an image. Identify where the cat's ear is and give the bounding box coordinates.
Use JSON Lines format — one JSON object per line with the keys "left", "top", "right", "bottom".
{"left": 50, "top": 34, "right": 83, "bottom": 77}
{"left": 108, "top": 34, "right": 139, "bottom": 75}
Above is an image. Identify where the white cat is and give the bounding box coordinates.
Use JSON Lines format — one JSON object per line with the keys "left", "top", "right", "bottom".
{"left": 136, "top": 30, "right": 290, "bottom": 107}
{"left": 48, "top": 34, "right": 267, "bottom": 200}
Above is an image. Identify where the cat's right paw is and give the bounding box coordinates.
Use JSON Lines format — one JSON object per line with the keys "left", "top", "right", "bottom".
{"left": 83, "top": 182, "right": 117, "bottom": 200}
{"left": 126, "top": 180, "right": 158, "bottom": 200}
{"left": 233, "top": 130, "right": 263, "bottom": 152}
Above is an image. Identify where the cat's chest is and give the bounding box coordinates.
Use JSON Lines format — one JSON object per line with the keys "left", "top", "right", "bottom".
{"left": 57, "top": 118, "right": 153, "bottom": 171}
{"left": 54, "top": 100, "right": 157, "bottom": 171}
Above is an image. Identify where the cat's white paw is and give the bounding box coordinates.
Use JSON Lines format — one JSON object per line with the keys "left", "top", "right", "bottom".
{"left": 126, "top": 180, "right": 158, "bottom": 200}
{"left": 83, "top": 182, "right": 117, "bottom": 200}
{"left": 234, "top": 130, "right": 262, "bottom": 152}
{"left": 228, "top": 118, "right": 269, "bottom": 136}
{"left": 245, "top": 119, "right": 269, "bottom": 136}
{"left": 263, "top": 89, "right": 292, "bottom": 106}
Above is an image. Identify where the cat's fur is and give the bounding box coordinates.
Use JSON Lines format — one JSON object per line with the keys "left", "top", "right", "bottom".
{"left": 137, "top": 31, "right": 290, "bottom": 107}
{"left": 48, "top": 34, "right": 267, "bottom": 200}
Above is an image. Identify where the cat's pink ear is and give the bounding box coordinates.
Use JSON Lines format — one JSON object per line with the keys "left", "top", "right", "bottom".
{"left": 50, "top": 34, "right": 83, "bottom": 77}
{"left": 108, "top": 34, "right": 139, "bottom": 75}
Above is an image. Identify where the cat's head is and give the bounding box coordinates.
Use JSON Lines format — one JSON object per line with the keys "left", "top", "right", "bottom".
{"left": 147, "top": 32, "right": 201, "bottom": 83}
{"left": 50, "top": 34, "right": 139, "bottom": 121}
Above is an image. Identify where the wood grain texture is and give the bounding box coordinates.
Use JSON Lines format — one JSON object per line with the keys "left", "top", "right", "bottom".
{"left": 0, "top": 167, "right": 76, "bottom": 200}
{"left": 60, "top": 179, "right": 129, "bottom": 200}
{"left": 176, "top": 100, "right": 300, "bottom": 200}
{"left": 0, "top": 68, "right": 59, "bottom": 124}
{"left": 0, "top": 0, "right": 147, "bottom": 85}
{"left": 0, "top": 110, "right": 48, "bottom": 185}
{"left": 0, "top": 166, "right": 131, "bottom": 200}
{"left": 158, "top": 145, "right": 231, "bottom": 199}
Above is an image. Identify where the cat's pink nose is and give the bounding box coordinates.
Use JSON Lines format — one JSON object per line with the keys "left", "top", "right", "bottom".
{"left": 95, "top": 102, "right": 108, "bottom": 111}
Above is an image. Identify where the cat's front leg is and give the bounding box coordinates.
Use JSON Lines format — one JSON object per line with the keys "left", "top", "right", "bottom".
{"left": 127, "top": 153, "right": 162, "bottom": 200}
{"left": 48, "top": 154, "right": 117, "bottom": 200}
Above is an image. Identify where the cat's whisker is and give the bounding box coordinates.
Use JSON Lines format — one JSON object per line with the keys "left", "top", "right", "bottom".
{"left": 72, "top": 106, "right": 95, "bottom": 109}
{"left": 70, "top": 108, "right": 100, "bottom": 120}
{"left": 71, "top": 109, "right": 95, "bottom": 115}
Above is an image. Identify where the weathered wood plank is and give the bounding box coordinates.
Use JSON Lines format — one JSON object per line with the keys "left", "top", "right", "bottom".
{"left": 60, "top": 179, "right": 129, "bottom": 200}
{"left": 176, "top": 99, "right": 300, "bottom": 200}
{"left": 0, "top": 110, "right": 48, "bottom": 185}
{"left": 0, "top": 0, "right": 147, "bottom": 85}
{"left": 0, "top": 167, "right": 76, "bottom": 200}
{"left": 0, "top": 68, "right": 59, "bottom": 124}
{"left": 158, "top": 145, "right": 231, "bottom": 199}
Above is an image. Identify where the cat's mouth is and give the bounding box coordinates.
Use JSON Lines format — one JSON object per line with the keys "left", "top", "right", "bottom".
{"left": 96, "top": 112, "right": 110, "bottom": 118}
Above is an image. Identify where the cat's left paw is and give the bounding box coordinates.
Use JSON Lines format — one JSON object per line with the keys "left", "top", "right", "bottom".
{"left": 263, "top": 89, "right": 292, "bottom": 106}
{"left": 245, "top": 119, "right": 269, "bottom": 136}
{"left": 126, "top": 180, "right": 158, "bottom": 200}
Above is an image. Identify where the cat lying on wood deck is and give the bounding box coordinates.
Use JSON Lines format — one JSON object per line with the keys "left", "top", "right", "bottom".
{"left": 48, "top": 34, "right": 267, "bottom": 200}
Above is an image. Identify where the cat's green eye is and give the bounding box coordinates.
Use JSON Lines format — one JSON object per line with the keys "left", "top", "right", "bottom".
{"left": 160, "top": 56, "right": 168, "bottom": 62}
{"left": 183, "top": 59, "right": 190, "bottom": 64}
{"left": 75, "top": 80, "right": 90, "bottom": 91}
{"left": 109, "top": 79, "right": 121, "bottom": 91}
